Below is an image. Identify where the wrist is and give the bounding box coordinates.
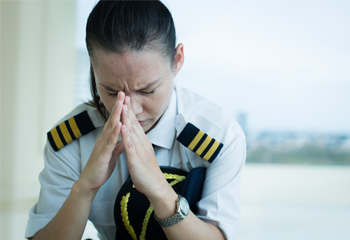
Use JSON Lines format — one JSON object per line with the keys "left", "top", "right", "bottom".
{"left": 72, "top": 179, "right": 99, "bottom": 201}
{"left": 148, "top": 183, "right": 178, "bottom": 220}
{"left": 154, "top": 194, "right": 190, "bottom": 227}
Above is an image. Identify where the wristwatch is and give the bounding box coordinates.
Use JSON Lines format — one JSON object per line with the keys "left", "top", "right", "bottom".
{"left": 154, "top": 195, "right": 190, "bottom": 227}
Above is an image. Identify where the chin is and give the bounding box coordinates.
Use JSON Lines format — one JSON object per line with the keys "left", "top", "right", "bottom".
{"left": 144, "top": 121, "right": 156, "bottom": 134}
{"left": 143, "top": 125, "right": 151, "bottom": 133}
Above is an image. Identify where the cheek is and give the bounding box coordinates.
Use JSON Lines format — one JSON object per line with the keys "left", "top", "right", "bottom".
{"left": 141, "top": 98, "right": 158, "bottom": 116}
{"left": 97, "top": 89, "right": 114, "bottom": 114}
{"left": 100, "top": 97, "right": 110, "bottom": 112}
{"left": 148, "top": 87, "right": 172, "bottom": 116}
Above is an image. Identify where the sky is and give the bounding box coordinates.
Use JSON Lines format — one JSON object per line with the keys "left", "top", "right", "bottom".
{"left": 76, "top": 0, "right": 350, "bottom": 134}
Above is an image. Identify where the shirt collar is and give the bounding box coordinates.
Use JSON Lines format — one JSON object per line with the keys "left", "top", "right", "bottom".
{"left": 146, "top": 89, "right": 177, "bottom": 149}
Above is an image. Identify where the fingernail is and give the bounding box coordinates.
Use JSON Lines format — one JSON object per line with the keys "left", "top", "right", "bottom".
{"left": 124, "top": 105, "right": 128, "bottom": 111}
{"left": 122, "top": 125, "right": 126, "bottom": 132}
{"left": 126, "top": 96, "right": 130, "bottom": 103}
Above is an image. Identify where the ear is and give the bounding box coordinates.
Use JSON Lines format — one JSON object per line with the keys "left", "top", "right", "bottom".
{"left": 173, "top": 43, "right": 184, "bottom": 77}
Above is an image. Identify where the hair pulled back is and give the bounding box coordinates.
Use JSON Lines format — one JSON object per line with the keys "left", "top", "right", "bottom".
{"left": 86, "top": 0, "right": 176, "bottom": 121}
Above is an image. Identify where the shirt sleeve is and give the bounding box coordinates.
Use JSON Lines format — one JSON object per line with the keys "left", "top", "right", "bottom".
{"left": 25, "top": 140, "right": 81, "bottom": 239}
{"left": 196, "top": 123, "right": 246, "bottom": 240}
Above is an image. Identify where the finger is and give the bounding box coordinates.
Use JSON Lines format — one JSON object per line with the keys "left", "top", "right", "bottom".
{"left": 110, "top": 97, "right": 123, "bottom": 124}
{"left": 124, "top": 97, "right": 145, "bottom": 139}
{"left": 122, "top": 105, "right": 142, "bottom": 149}
{"left": 124, "top": 96, "right": 140, "bottom": 126}
{"left": 117, "top": 91, "right": 125, "bottom": 110}
{"left": 121, "top": 125, "right": 138, "bottom": 160}
{"left": 107, "top": 91, "right": 124, "bottom": 129}
{"left": 104, "top": 121, "right": 122, "bottom": 153}
{"left": 122, "top": 99, "right": 149, "bottom": 154}
{"left": 100, "top": 100, "right": 121, "bottom": 142}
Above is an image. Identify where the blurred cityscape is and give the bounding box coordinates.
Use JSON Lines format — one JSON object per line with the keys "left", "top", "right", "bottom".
{"left": 237, "top": 113, "right": 350, "bottom": 165}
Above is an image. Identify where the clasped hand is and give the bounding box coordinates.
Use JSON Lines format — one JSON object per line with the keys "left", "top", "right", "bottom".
{"left": 76, "top": 92, "right": 167, "bottom": 200}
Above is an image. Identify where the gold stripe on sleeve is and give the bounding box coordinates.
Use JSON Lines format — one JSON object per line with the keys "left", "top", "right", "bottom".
{"left": 68, "top": 117, "right": 82, "bottom": 139}
{"left": 187, "top": 130, "right": 205, "bottom": 151}
{"left": 59, "top": 122, "right": 73, "bottom": 144}
{"left": 51, "top": 127, "right": 64, "bottom": 150}
{"left": 203, "top": 140, "right": 220, "bottom": 161}
{"left": 195, "top": 135, "right": 213, "bottom": 156}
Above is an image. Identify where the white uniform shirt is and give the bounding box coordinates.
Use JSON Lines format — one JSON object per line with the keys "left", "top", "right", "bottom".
{"left": 25, "top": 85, "right": 246, "bottom": 240}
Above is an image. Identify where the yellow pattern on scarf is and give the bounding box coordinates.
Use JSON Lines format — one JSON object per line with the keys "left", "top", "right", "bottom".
{"left": 120, "top": 173, "right": 186, "bottom": 240}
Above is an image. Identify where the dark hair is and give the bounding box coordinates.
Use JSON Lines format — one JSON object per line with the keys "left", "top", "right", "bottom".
{"left": 85, "top": 0, "right": 177, "bottom": 121}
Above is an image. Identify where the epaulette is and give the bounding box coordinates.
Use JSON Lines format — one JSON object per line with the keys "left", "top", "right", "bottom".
{"left": 177, "top": 122, "right": 224, "bottom": 163}
{"left": 47, "top": 110, "right": 96, "bottom": 151}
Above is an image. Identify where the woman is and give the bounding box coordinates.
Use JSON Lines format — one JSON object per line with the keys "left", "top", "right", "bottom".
{"left": 25, "top": 1, "right": 246, "bottom": 240}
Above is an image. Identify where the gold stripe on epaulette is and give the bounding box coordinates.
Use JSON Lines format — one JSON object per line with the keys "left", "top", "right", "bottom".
{"left": 59, "top": 122, "right": 73, "bottom": 144}
{"left": 177, "top": 122, "right": 224, "bottom": 163}
{"left": 203, "top": 140, "right": 221, "bottom": 161}
{"left": 68, "top": 117, "right": 82, "bottom": 139}
{"left": 188, "top": 130, "right": 204, "bottom": 150}
{"left": 47, "top": 110, "right": 96, "bottom": 151}
{"left": 196, "top": 135, "right": 213, "bottom": 156}
{"left": 51, "top": 127, "right": 64, "bottom": 150}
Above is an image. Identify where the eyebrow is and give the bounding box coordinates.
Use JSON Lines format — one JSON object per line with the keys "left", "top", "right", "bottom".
{"left": 98, "top": 83, "right": 120, "bottom": 92}
{"left": 98, "top": 77, "right": 162, "bottom": 92}
{"left": 138, "top": 78, "right": 162, "bottom": 91}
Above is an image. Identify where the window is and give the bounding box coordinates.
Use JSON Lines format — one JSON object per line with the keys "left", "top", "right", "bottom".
{"left": 76, "top": 1, "right": 350, "bottom": 239}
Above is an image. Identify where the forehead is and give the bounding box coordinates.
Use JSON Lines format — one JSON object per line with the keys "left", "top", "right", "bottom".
{"left": 91, "top": 49, "right": 169, "bottom": 88}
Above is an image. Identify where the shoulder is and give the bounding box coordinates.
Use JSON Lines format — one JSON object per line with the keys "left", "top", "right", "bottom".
{"left": 175, "top": 85, "right": 244, "bottom": 140}
{"left": 52, "top": 103, "right": 104, "bottom": 128}
{"left": 47, "top": 103, "right": 104, "bottom": 152}
{"left": 175, "top": 85, "right": 245, "bottom": 164}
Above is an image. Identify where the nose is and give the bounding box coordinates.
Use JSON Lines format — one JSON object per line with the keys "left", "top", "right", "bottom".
{"left": 128, "top": 95, "right": 143, "bottom": 115}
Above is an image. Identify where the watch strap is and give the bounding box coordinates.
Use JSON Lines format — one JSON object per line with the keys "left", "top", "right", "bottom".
{"left": 154, "top": 195, "right": 188, "bottom": 227}
{"left": 154, "top": 211, "right": 186, "bottom": 227}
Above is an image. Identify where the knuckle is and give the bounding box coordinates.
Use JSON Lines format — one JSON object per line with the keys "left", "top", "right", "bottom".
{"left": 108, "top": 138, "right": 115, "bottom": 146}
{"left": 107, "top": 123, "right": 114, "bottom": 131}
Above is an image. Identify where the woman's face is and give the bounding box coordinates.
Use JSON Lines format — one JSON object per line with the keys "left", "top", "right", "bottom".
{"left": 91, "top": 44, "right": 184, "bottom": 133}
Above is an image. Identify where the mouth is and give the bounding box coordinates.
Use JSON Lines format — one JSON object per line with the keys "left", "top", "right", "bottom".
{"left": 138, "top": 121, "right": 146, "bottom": 126}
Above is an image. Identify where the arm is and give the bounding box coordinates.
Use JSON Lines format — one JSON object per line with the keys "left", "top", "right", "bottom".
{"left": 149, "top": 184, "right": 226, "bottom": 240}
{"left": 28, "top": 182, "right": 96, "bottom": 240}
{"left": 120, "top": 97, "right": 228, "bottom": 240}
{"left": 29, "top": 93, "right": 126, "bottom": 240}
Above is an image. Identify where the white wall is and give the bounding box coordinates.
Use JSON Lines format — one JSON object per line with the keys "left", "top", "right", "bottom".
{"left": 1, "top": 1, "right": 76, "bottom": 239}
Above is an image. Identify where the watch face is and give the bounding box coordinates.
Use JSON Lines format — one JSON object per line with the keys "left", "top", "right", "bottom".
{"left": 180, "top": 197, "right": 190, "bottom": 216}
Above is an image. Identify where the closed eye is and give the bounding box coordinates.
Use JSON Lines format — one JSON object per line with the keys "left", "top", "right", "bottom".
{"left": 107, "top": 89, "right": 156, "bottom": 97}
{"left": 108, "top": 92, "right": 119, "bottom": 97}
{"left": 141, "top": 89, "right": 155, "bottom": 95}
